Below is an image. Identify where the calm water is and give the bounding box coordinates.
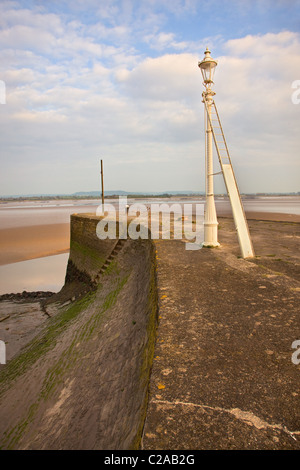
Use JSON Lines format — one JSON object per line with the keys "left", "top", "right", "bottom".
{"left": 215, "top": 196, "right": 300, "bottom": 215}
{"left": 0, "top": 253, "right": 69, "bottom": 295}
{"left": 0, "top": 196, "right": 299, "bottom": 294}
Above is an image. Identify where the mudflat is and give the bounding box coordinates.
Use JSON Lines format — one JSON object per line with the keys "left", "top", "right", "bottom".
{"left": 0, "top": 223, "right": 70, "bottom": 265}
{"left": 0, "top": 213, "right": 299, "bottom": 449}
{"left": 0, "top": 207, "right": 299, "bottom": 266}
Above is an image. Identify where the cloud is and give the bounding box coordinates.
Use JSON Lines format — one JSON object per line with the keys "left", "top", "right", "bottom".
{"left": 116, "top": 53, "right": 200, "bottom": 103}
{"left": 0, "top": 1, "right": 299, "bottom": 195}
{"left": 217, "top": 31, "right": 300, "bottom": 136}
{"left": 144, "top": 32, "right": 190, "bottom": 51}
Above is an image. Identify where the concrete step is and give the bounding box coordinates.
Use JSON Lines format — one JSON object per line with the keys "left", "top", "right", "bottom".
{"left": 95, "top": 239, "right": 127, "bottom": 278}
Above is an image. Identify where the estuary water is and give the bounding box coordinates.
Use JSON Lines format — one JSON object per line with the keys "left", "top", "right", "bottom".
{"left": 0, "top": 196, "right": 299, "bottom": 295}
{"left": 0, "top": 253, "right": 69, "bottom": 295}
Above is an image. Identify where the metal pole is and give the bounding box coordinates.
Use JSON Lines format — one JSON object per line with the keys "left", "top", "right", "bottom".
{"left": 100, "top": 159, "right": 104, "bottom": 207}
{"left": 202, "top": 90, "right": 219, "bottom": 247}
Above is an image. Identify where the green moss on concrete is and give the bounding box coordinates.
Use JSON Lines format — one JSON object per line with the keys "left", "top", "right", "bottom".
{"left": 0, "top": 291, "right": 97, "bottom": 398}
{"left": 80, "top": 273, "right": 129, "bottom": 343}
{"left": 102, "top": 258, "right": 119, "bottom": 277}
{"left": 70, "top": 240, "right": 106, "bottom": 270}
{"left": 1, "top": 273, "right": 131, "bottom": 450}
{"left": 2, "top": 401, "right": 39, "bottom": 450}
{"left": 130, "top": 241, "right": 159, "bottom": 450}
{"left": 1, "top": 230, "right": 158, "bottom": 450}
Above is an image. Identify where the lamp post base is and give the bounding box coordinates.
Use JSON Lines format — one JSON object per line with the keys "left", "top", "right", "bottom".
{"left": 203, "top": 196, "right": 220, "bottom": 247}
{"left": 202, "top": 223, "right": 220, "bottom": 248}
{"left": 202, "top": 242, "right": 220, "bottom": 248}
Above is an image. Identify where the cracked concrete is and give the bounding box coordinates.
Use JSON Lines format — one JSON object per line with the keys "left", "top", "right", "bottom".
{"left": 142, "top": 216, "right": 300, "bottom": 450}
{"left": 151, "top": 399, "right": 299, "bottom": 441}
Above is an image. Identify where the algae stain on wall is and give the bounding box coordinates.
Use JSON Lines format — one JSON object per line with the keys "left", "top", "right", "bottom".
{"left": 131, "top": 243, "right": 158, "bottom": 450}
{"left": 0, "top": 212, "right": 157, "bottom": 449}
{"left": 0, "top": 214, "right": 159, "bottom": 451}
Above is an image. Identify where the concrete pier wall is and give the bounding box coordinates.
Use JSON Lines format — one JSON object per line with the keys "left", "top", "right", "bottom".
{"left": 0, "top": 214, "right": 158, "bottom": 450}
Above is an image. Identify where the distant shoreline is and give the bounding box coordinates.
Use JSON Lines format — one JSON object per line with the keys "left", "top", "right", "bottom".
{"left": 0, "top": 208, "right": 299, "bottom": 266}
{"left": 1, "top": 193, "right": 300, "bottom": 203}
{"left": 0, "top": 223, "right": 70, "bottom": 266}
{"left": 218, "top": 210, "right": 300, "bottom": 223}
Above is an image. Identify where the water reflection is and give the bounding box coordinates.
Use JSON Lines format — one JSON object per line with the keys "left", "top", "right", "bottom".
{"left": 0, "top": 253, "right": 69, "bottom": 295}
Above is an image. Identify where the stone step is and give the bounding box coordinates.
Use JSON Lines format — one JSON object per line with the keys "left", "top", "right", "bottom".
{"left": 95, "top": 239, "right": 127, "bottom": 278}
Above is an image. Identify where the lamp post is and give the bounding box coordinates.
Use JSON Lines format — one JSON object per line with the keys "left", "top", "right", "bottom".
{"left": 198, "top": 48, "right": 219, "bottom": 247}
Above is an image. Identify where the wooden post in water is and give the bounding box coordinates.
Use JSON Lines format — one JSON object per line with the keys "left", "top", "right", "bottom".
{"left": 100, "top": 159, "right": 104, "bottom": 206}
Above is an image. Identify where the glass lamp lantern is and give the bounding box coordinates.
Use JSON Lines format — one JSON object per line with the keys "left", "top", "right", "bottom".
{"left": 198, "top": 47, "right": 217, "bottom": 87}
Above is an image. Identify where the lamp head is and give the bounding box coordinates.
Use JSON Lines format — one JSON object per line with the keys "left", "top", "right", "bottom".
{"left": 198, "top": 47, "right": 217, "bottom": 88}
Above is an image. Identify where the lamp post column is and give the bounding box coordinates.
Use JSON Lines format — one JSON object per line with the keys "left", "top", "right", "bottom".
{"left": 203, "top": 88, "right": 219, "bottom": 247}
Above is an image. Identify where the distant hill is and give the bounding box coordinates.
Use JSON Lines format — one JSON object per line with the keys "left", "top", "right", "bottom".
{"left": 72, "top": 190, "right": 205, "bottom": 197}
{"left": 1, "top": 190, "right": 299, "bottom": 200}
{"left": 0, "top": 190, "right": 205, "bottom": 199}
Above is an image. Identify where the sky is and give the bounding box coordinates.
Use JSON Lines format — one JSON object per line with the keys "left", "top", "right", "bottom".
{"left": 0, "top": 0, "right": 299, "bottom": 196}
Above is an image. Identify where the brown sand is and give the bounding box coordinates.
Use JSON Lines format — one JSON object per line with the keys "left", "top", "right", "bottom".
{"left": 0, "top": 210, "right": 299, "bottom": 266}
{"left": 0, "top": 223, "right": 70, "bottom": 266}
{"left": 219, "top": 210, "right": 300, "bottom": 223}
{"left": 0, "top": 212, "right": 299, "bottom": 449}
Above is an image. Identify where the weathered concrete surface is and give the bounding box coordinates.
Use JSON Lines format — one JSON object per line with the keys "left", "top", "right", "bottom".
{"left": 0, "top": 300, "right": 49, "bottom": 362}
{"left": 67, "top": 213, "right": 118, "bottom": 282}
{"left": 0, "top": 232, "right": 157, "bottom": 450}
{"left": 142, "top": 217, "right": 300, "bottom": 450}
{"left": 1, "top": 213, "right": 299, "bottom": 450}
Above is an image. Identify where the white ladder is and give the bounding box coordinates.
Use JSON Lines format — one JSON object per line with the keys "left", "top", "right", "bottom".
{"left": 203, "top": 95, "right": 255, "bottom": 259}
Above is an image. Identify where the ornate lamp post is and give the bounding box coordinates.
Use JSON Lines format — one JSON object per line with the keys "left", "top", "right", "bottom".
{"left": 198, "top": 48, "right": 219, "bottom": 247}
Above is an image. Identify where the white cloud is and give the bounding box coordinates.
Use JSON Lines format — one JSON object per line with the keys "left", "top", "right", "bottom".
{"left": 144, "top": 32, "right": 190, "bottom": 51}
{"left": 116, "top": 53, "right": 200, "bottom": 103}
{"left": 0, "top": 1, "right": 299, "bottom": 194}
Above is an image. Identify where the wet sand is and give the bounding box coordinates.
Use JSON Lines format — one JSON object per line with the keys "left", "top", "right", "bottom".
{"left": 0, "top": 208, "right": 299, "bottom": 266}
{"left": 217, "top": 209, "right": 300, "bottom": 223}
{"left": 0, "top": 213, "right": 299, "bottom": 449}
{"left": 0, "top": 253, "right": 70, "bottom": 295}
{"left": 0, "top": 223, "right": 70, "bottom": 266}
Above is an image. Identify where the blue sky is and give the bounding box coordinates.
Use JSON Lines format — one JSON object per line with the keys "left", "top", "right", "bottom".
{"left": 0, "top": 0, "right": 299, "bottom": 195}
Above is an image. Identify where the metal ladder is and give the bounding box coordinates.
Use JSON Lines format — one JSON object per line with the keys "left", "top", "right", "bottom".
{"left": 203, "top": 95, "right": 255, "bottom": 258}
